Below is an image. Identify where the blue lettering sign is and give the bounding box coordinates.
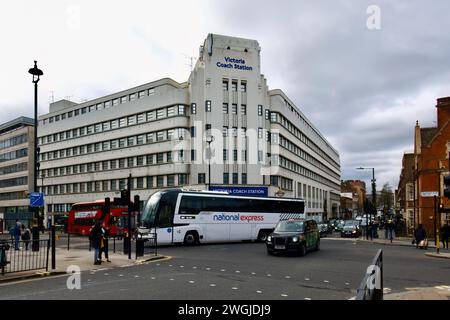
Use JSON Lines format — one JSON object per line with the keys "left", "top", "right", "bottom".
{"left": 216, "top": 57, "right": 253, "bottom": 71}
{"left": 210, "top": 186, "right": 268, "bottom": 197}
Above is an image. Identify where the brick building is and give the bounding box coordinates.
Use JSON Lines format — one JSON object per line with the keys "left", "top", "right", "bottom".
{"left": 396, "top": 152, "right": 415, "bottom": 230}
{"left": 414, "top": 96, "right": 450, "bottom": 239}
{"left": 341, "top": 180, "right": 366, "bottom": 215}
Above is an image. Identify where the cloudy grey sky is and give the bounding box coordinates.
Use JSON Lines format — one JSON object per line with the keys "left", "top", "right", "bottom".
{"left": 1, "top": 0, "right": 449, "bottom": 191}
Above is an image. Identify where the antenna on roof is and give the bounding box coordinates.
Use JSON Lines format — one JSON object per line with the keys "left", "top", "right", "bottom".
{"left": 182, "top": 53, "right": 196, "bottom": 72}
{"left": 49, "top": 91, "right": 55, "bottom": 103}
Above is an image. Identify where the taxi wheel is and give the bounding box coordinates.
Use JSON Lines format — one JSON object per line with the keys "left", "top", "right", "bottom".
{"left": 299, "top": 243, "right": 306, "bottom": 256}
{"left": 257, "top": 230, "right": 269, "bottom": 242}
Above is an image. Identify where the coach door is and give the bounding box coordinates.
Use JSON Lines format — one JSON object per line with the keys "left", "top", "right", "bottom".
{"left": 155, "top": 194, "right": 176, "bottom": 244}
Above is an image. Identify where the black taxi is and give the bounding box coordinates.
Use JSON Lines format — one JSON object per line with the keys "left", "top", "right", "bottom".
{"left": 266, "top": 219, "right": 320, "bottom": 256}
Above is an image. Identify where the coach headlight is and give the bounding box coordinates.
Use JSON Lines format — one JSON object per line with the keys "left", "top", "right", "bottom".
{"left": 267, "top": 236, "right": 272, "bottom": 243}
{"left": 292, "top": 236, "right": 299, "bottom": 243}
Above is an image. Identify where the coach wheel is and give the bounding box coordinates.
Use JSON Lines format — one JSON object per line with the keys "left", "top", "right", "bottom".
{"left": 184, "top": 232, "right": 198, "bottom": 245}
{"left": 257, "top": 230, "right": 269, "bottom": 242}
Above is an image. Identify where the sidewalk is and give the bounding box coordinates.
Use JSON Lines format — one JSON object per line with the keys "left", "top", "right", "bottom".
{"left": 0, "top": 247, "right": 167, "bottom": 284}
{"left": 385, "top": 286, "right": 450, "bottom": 300}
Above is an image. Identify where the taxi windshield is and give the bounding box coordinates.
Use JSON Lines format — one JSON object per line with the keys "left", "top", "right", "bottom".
{"left": 274, "top": 220, "right": 304, "bottom": 233}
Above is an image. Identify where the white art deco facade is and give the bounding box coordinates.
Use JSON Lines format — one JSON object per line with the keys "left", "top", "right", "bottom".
{"left": 37, "top": 34, "right": 341, "bottom": 222}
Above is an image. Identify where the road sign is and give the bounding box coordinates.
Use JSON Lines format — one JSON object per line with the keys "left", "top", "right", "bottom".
{"left": 29, "top": 192, "right": 44, "bottom": 207}
{"left": 420, "top": 191, "right": 439, "bottom": 197}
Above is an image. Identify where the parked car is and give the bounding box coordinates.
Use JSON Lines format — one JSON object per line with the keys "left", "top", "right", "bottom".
{"left": 266, "top": 219, "right": 320, "bottom": 256}
{"left": 335, "top": 221, "right": 345, "bottom": 232}
{"left": 341, "top": 220, "right": 362, "bottom": 238}
{"left": 318, "top": 224, "right": 331, "bottom": 237}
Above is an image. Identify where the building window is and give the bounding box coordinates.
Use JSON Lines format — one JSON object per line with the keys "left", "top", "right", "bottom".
{"left": 127, "top": 157, "right": 134, "bottom": 168}
{"left": 265, "top": 109, "right": 270, "bottom": 120}
{"left": 258, "top": 105, "right": 263, "bottom": 116}
{"left": 178, "top": 105, "right": 185, "bottom": 115}
{"left": 178, "top": 174, "right": 188, "bottom": 185}
{"left": 231, "top": 104, "right": 237, "bottom": 114}
{"left": 137, "top": 177, "right": 144, "bottom": 189}
{"left": 147, "top": 155, "right": 154, "bottom": 165}
{"left": 102, "top": 161, "right": 109, "bottom": 171}
{"left": 111, "top": 180, "right": 117, "bottom": 191}
{"left": 146, "top": 133, "right": 154, "bottom": 143}
{"left": 223, "top": 126, "right": 228, "bottom": 137}
{"left": 205, "top": 124, "right": 211, "bottom": 135}
{"left": 223, "top": 173, "right": 229, "bottom": 184}
{"left": 119, "top": 159, "right": 126, "bottom": 168}
{"left": 191, "top": 150, "right": 196, "bottom": 162}
{"left": 240, "top": 82, "right": 247, "bottom": 92}
{"left": 191, "top": 103, "right": 197, "bottom": 114}
{"left": 223, "top": 149, "right": 228, "bottom": 161}
{"left": 241, "top": 104, "right": 247, "bottom": 115}
{"left": 119, "top": 118, "right": 126, "bottom": 128}
{"left": 232, "top": 81, "right": 238, "bottom": 92}
{"left": 120, "top": 96, "right": 127, "bottom": 104}
{"left": 128, "top": 115, "right": 136, "bottom": 126}
{"left": 104, "top": 101, "right": 111, "bottom": 108}
{"left": 157, "top": 153, "right": 164, "bottom": 164}
{"left": 127, "top": 137, "right": 135, "bottom": 146}
{"left": 157, "top": 176, "right": 164, "bottom": 187}
{"left": 138, "top": 90, "right": 146, "bottom": 99}
{"left": 156, "top": 131, "right": 165, "bottom": 141}
{"left": 156, "top": 109, "right": 166, "bottom": 119}
{"left": 222, "top": 103, "right": 229, "bottom": 114}
{"left": 147, "top": 111, "right": 155, "bottom": 121}
{"left": 102, "top": 181, "right": 109, "bottom": 191}
{"left": 167, "top": 175, "right": 175, "bottom": 187}
{"left": 233, "top": 150, "right": 238, "bottom": 161}
{"left": 148, "top": 88, "right": 155, "bottom": 95}
{"left": 167, "top": 152, "right": 172, "bottom": 162}
{"left": 119, "top": 179, "right": 126, "bottom": 190}
{"left": 167, "top": 106, "right": 176, "bottom": 117}
{"left": 137, "top": 155, "right": 144, "bottom": 166}
{"left": 232, "top": 173, "right": 238, "bottom": 184}
{"left": 112, "top": 99, "right": 119, "bottom": 106}
{"left": 137, "top": 135, "right": 145, "bottom": 145}
{"left": 167, "top": 129, "right": 175, "bottom": 140}
{"left": 111, "top": 120, "right": 119, "bottom": 129}
{"left": 205, "top": 100, "right": 212, "bottom": 112}
{"left": 119, "top": 138, "right": 126, "bottom": 148}
{"left": 258, "top": 128, "right": 263, "bottom": 139}
{"left": 241, "top": 173, "right": 247, "bottom": 185}
{"left": 198, "top": 173, "right": 206, "bottom": 184}
{"left": 222, "top": 79, "right": 229, "bottom": 91}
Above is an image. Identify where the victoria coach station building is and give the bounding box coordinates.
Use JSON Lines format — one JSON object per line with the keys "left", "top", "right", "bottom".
{"left": 37, "top": 34, "right": 341, "bottom": 223}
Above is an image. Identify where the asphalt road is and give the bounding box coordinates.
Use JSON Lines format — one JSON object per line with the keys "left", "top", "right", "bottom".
{"left": 0, "top": 238, "right": 448, "bottom": 300}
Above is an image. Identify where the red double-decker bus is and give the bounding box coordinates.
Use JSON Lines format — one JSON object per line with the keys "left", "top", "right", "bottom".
{"left": 67, "top": 200, "right": 133, "bottom": 236}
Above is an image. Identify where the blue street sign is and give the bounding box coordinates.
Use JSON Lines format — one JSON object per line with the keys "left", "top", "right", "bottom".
{"left": 210, "top": 186, "right": 268, "bottom": 197}
{"left": 29, "top": 192, "right": 44, "bottom": 207}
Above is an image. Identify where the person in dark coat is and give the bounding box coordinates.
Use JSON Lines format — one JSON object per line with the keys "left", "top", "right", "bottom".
{"left": 414, "top": 224, "right": 427, "bottom": 249}
{"left": 89, "top": 222, "right": 103, "bottom": 265}
{"left": 441, "top": 223, "right": 450, "bottom": 250}
{"left": 13, "top": 220, "right": 21, "bottom": 250}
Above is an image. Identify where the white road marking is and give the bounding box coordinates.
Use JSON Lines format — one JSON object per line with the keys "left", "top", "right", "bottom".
{"left": 221, "top": 269, "right": 226, "bottom": 272}
{"left": 324, "top": 280, "right": 329, "bottom": 283}
{"left": 118, "top": 274, "right": 123, "bottom": 277}
{"left": 281, "top": 294, "right": 288, "bottom": 297}
{"left": 104, "top": 273, "right": 109, "bottom": 276}
{"left": 285, "top": 276, "right": 291, "bottom": 279}
{"left": 156, "top": 264, "right": 160, "bottom": 266}
{"left": 180, "top": 265, "right": 184, "bottom": 268}
{"left": 345, "top": 282, "right": 350, "bottom": 286}
{"left": 193, "top": 266, "right": 197, "bottom": 269}
{"left": 206, "top": 268, "right": 211, "bottom": 271}
{"left": 232, "top": 287, "right": 238, "bottom": 290}
{"left": 235, "top": 270, "right": 240, "bottom": 273}
{"left": 304, "top": 298, "right": 311, "bottom": 300}
{"left": 251, "top": 272, "right": 256, "bottom": 275}
{"left": 170, "top": 278, "right": 175, "bottom": 281}
{"left": 169, "top": 265, "right": 173, "bottom": 267}
{"left": 267, "top": 274, "right": 272, "bottom": 277}
{"left": 210, "top": 284, "right": 216, "bottom": 287}
{"left": 305, "top": 278, "right": 310, "bottom": 281}
{"left": 189, "top": 281, "right": 195, "bottom": 284}
{"left": 134, "top": 275, "right": 139, "bottom": 278}
{"left": 256, "top": 290, "right": 262, "bottom": 294}
{"left": 151, "top": 277, "right": 156, "bottom": 280}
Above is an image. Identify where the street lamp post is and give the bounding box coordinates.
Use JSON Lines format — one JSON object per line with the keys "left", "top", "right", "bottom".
{"left": 28, "top": 61, "right": 43, "bottom": 249}
{"left": 357, "top": 167, "right": 376, "bottom": 240}
{"left": 206, "top": 136, "right": 214, "bottom": 190}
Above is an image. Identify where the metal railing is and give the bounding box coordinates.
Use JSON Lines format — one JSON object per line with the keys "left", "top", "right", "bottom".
{"left": 1, "top": 239, "right": 50, "bottom": 275}
{"left": 356, "top": 249, "right": 383, "bottom": 300}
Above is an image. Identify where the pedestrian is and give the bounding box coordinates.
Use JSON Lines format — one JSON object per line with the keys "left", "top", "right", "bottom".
{"left": 13, "top": 220, "right": 21, "bottom": 250}
{"left": 386, "top": 219, "right": 395, "bottom": 243}
{"left": 441, "top": 223, "right": 450, "bottom": 250}
{"left": 414, "top": 224, "right": 427, "bottom": 249}
{"left": 20, "top": 224, "right": 31, "bottom": 251}
{"left": 89, "top": 222, "right": 103, "bottom": 265}
{"left": 371, "top": 221, "right": 378, "bottom": 240}
{"left": 99, "top": 223, "right": 111, "bottom": 262}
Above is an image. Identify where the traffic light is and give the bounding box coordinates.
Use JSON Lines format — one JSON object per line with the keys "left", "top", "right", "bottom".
{"left": 444, "top": 175, "right": 450, "bottom": 199}
{"left": 101, "top": 197, "right": 110, "bottom": 220}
